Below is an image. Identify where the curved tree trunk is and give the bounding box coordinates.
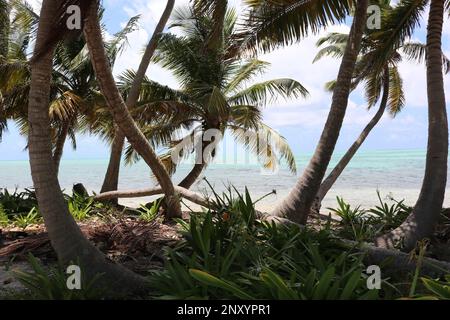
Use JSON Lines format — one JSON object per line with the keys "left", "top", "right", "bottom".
{"left": 375, "top": 0, "right": 448, "bottom": 251}
{"left": 84, "top": 2, "right": 182, "bottom": 218}
{"left": 271, "top": 0, "right": 369, "bottom": 224}
{"left": 178, "top": 136, "right": 215, "bottom": 189}
{"left": 178, "top": 163, "right": 206, "bottom": 189}
{"left": 28, "top": 0, "right": 145, "bottom": 295}
{"left": 53, "top": 120, "right": 70, "bottom": 175}
{"left": 99, "top": 0, "right": 175, "bottom": 195}
{"left": 313, "top": 67, "right": 390, "bottom": 212}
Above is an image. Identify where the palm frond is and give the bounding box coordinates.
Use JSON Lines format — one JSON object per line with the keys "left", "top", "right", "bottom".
{"left": 229, "top": 78, "right": 309, "bottom": 106}
{"left": 387, "top": 66, "right": 405, "bottom": 116}
{"left": 239, "top": 0, "right": 352, "bottom": 54}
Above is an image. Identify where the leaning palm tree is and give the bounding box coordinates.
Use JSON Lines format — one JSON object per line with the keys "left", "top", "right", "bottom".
{"left": 312, "top": 29, "right": 450, "bottom": 212}
{"left": 99, "top": 0, "right": 175, "bottom": 202}
{"left": 28, "top": 0, "right": 145, "bottom": 294}
{"left": 83, "top": 0, "right": 183, "bottom": 218}
{"left": 243, "top": 0, "right": 370, "bottom": 224}
{"left": 121, "top": 5, "right": 307, "bottom": 189}
{"left": 374, "top": 0, "right": 449, "bottom": 250}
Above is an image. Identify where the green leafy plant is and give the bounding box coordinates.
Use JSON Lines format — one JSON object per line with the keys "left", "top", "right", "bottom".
{"left": 0, "top": 188, "right": 39, "bottom": 219}
{"left": 418, "top": 276, "right": 450, "bottom": 300}
{"left": 137, "top": 198, "right": 162, "bottom": 222}
{"left": 13, "top": 254, "right": 105, "bottom": 300}
{"left": 14, "top": 207, "right": 41, "bottom": 230}
{"left": 328, "top": 196, "right": 367, "bottom": 225}
{"left": 367, "top": 191, "right": 411, "bottom": 230}
{"left": 0, "top": 204, "right": 9, "bottom": 226}
{"left": 327, "top": 197, "right": 377, "bottom": 242}
{"left": 66, "top": 193, "right": 94, "bottom": 221}
{"left": 150, "top": 187, "right": 387, "bottom": 300}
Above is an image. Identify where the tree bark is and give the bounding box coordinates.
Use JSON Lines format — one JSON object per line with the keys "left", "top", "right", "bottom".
{"left": 0, "top": 0, "right": 9, "bottom": 58}
{"left": 99, "top": 0, "right": 175, "bottom": 195}
{"left": 313, "top": 67, "right": 390, "bottom": 212}
{"left": 375, "top": 0, "right": 448, "bottom": 251}
{"left": 178, "top": 163, "right": 206, "bottom": 189}
{"left": 99, "top": 127, "right": 124, "bottom": 205}
{"left": 52, "top": 120, "right": 70, "bottom": 175}
{"left": 271, "top": 0, "right": 369, "bottom": 224}
{"left": 84, "top": 2, "right": 182, "bottom": 218}
{"left": 95, "top": 185, "right": 211, "bottom": 209}
{"left": 178, "top": 137, "right": 215, "bottom": 189}
{"left": 28, "top": 0, "right": 146, "bottom": 295}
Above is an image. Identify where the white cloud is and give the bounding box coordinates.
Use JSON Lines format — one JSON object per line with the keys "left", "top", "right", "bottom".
{"left": 21, "top": 0, "right": 450, "bottom": 133}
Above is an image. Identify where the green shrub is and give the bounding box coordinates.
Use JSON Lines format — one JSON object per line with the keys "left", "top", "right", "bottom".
{"left": 328, "top": 197, "right": 367, "bottom": 225}
{"left": 137, "top": 198, "right": 162, "bottom": 222}
{"left": 367, "top": 191, "right": 411, "bottom": 230}
{"left": 327, "top": 197, "right": 378, "bottom": 242}
{"left": 14, "top": 207, "right": 41, "bottom": 230}
{"left": 13, "top": 254, "right": 105, "bottom": 300}
{"left": 0, "top": 204, "right": 9, "bottom": 226}
{"left": 66, "top": 192, "right": 94, "bottom": 221}
{"left": 417, "top": 276, "right": 450, "bottom": 300}
{"left": 150, "top": 188, "right": 386, "bottom": 300}
{"left": 0, "top": 188, "right": 39, "bottom": 219}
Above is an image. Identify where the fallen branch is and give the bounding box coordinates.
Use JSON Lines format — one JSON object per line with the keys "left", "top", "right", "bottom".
{"left": 95, "top": 186, "right": 212, "bottom": 209}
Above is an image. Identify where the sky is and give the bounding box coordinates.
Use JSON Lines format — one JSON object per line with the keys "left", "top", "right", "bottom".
{"left": 0, "top": 0, "right": 449, "bottom": 160}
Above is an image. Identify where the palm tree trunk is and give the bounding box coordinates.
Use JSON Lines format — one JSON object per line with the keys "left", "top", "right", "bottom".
{"left": 178, "top": 163, "right": 206, "bottom": 189}
{"left": 99, "top": 127, "right": 124, "bottom": 205}
{"left": 205, "top": 0, "right": 227, "bottom": 52}
{"left": 84, "top": 2, "right": 182, "bottom": 218}
{"left": 313, "top": 67, "right": 390, "bottom": 212}
{"left": 53, "top": 120, "right": 70, "bottom": 174}
{"left": 375, "top": 0, "right": 448, "bottom": 250}
{"left": 0, "top": 0, "right": 9, "bottom": 58}
{"left": 28, "top": 0, "right": 145, "bottom": 294}
{"left": 99, "top": 0, "right": 175, "bottom": 195}
{"left": 272, "top": 0, "right": 369, "bottom": 224}
{"left": 178, "top": 137, "right": 214, "bottom": 189}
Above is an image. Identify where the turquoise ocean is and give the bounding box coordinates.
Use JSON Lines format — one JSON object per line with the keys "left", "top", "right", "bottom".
{"left": 1, "top": 149, "right": 449, "bottom": 212}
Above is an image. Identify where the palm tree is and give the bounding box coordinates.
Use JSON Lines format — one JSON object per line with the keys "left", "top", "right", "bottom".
{"left": 309, "top": 11, "right": 449, "bottom": 211}
{"left": 83, "top": 0, "right": 183, "bottom": 218}
{"left": 255, "top": 0, "right": 369, "bottom": 224}
{"left": 99, "top": 0, "right": 175, "bottom": 202}
{"left": 0, "top": 1, "right": 140, "bottom": 174}
{"left": 27, "top": 0, "right": 145, "bottom": 293}
{"left": 375, "top": 0, "right": 449, "bottom": 250}
{"left": 121, "top": 5, "right": 307, "bottom": 190}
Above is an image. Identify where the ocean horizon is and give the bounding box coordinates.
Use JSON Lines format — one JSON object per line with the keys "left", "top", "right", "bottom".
{"left": 1, "top": 148, "right": 450, "bottom": 212}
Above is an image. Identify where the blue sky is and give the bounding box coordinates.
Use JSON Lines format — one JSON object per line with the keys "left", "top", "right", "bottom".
{"left": 0, "top": 0, "right": 449, "bottom": 160}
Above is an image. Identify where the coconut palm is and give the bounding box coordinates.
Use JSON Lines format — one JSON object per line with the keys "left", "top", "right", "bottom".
{"left": 83, "top": 0, "right": 183, "bottom": 218}
{"left": 374, "top": 0, "right": 449, "bottom": 250}
{"left": 310, "top": 16, "right": 449, "bottom": 211}
{"left": 0, "top": 0, "right": 139, "bottom": 173}
{"left": 28, "top": 0, "right": 145, "bottom": 293}
{"left": 243, "top": 0, "right": 369, "bottom": 224}
{"left": 121, "top": 5, "right": 307, "bottom": 189}
{"left": 99, "top": 0, "right": 175, "bottom": 202}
